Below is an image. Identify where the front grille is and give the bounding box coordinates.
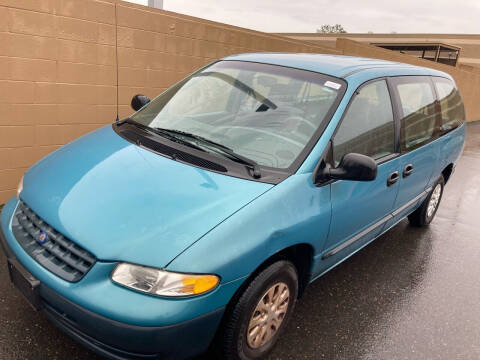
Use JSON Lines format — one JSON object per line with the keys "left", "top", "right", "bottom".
{"left": 11, "top": 201, "right": 96, "bottom": 282}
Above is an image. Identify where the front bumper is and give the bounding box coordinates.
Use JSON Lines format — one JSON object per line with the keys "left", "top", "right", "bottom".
{"left": 0, "top": 199, "right": 242, "bottom": 359}
{"left": 42, "top": 285, "right": 224, "bottom": 360}
{"left": 1, "top": 226, "right": 223, "bottom": 359}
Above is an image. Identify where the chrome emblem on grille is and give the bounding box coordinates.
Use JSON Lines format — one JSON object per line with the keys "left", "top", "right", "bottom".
{"left": 37, "top": 231, "right": 47, "bottom": 245}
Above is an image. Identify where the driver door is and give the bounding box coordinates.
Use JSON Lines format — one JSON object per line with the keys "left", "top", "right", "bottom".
{"left": 322, "top": 79, "right": 401, "bottom": 258}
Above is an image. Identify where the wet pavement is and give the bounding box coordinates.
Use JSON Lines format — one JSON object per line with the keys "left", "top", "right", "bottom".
{"left": 1, "top": 123, "right": 479, "bottom": 360}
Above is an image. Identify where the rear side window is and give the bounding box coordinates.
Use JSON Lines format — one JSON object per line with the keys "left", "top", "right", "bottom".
{"left": 333, "top": 80, "right": 395, "bottom": 166}
{"left": 392, "top": 77, "right": 437, "bottom": 150}
{"left": 433, "top": 77, "right": 465, "bottom": 133}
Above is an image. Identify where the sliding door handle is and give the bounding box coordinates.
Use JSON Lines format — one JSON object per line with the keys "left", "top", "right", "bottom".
{"left": 403, "top": 164, "right": 414, "bottom": 177}
{"left": 387, "top": 171, "right": 400, "bottom": 187}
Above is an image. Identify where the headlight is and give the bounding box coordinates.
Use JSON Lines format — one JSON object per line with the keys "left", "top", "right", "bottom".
{"left": 111, "top": 263, "right": 220, "bottom": 297}
{"left": 16, "top": 175, "right": 24, "bottom": 199}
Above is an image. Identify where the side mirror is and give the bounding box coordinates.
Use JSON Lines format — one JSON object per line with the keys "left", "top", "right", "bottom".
{"left": 131, "top": 94, "right": 151, "bottom": 111}
{"left": 326, "top": 153, "right": 377, "bottom": 182}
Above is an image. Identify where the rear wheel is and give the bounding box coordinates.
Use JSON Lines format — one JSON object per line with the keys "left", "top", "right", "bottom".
{"left": 217, "top": 260, "right": 298, "bottom": 360}
{"left": 408, "top": 175, "right": 445, "bottom": 227}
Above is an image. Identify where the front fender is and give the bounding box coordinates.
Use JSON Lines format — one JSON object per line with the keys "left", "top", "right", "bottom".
{"left": 167, "top": 173, "right": 332, "bottom": 284}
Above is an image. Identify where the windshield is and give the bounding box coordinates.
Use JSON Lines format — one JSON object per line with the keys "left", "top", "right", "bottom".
{"left": 130, "top": 60, "right": 344, "bottom": 169}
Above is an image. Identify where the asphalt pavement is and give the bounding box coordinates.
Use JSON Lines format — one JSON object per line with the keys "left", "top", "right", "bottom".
{"left": 1, "top": 122, "right": 479, "bottom": 360}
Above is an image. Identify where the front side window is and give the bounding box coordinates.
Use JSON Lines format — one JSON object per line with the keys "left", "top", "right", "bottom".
{"left": 129, "top": 61, "right": 345, "bottom": 169}
{"left": 393, "top": 77, "right": 437, "bottom": 150}
{"left": 333, "top": 80, "right": 395, "bottom": 166}
{"left": 433, "top": 77, "right": 465, "bottom": 133}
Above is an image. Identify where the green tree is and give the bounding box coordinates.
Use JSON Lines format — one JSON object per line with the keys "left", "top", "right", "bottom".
{"left": 317, "top": 24, "right": 347, "bottom": 33}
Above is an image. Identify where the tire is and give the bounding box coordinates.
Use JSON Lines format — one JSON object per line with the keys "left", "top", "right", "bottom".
{"left": 217, "top": 260, "right": 298, "bottom": 360}
{"left": 408, "top": 175, "right": 445, "bottom": 227}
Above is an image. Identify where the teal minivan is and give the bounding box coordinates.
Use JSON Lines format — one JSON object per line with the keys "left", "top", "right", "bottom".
{"left": 1, "top": 54, "right": 466, "bottom": 359}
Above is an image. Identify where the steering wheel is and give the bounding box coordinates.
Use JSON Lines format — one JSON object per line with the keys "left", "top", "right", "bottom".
{"left": 282, "top": 116, "right": 317, "bottom": 136}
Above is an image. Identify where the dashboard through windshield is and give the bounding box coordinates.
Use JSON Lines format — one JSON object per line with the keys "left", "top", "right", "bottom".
{"left": 129, "top": 60, "right": 345, "bottom": 170}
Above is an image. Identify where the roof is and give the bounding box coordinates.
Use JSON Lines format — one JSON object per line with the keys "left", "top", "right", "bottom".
{"left": 222, "top": 53, "right": 448, "bottom": 79}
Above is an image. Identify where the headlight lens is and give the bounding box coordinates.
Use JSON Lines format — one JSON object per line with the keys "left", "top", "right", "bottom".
{"left": 16, "top": 175, "right": 24, "bottom": 199}
{"left": 111, "top": 263, "right": 220, "bottom": 297}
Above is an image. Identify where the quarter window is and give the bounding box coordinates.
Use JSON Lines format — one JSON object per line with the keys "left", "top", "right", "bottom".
{"left": 333, "top": 80, "right": 395, "bottom": 166}
{"left": 393, "top": 78, "right": 437, "bottom": 150}
{"left": 433, "top": 78, "right": 465, "bottom": 133}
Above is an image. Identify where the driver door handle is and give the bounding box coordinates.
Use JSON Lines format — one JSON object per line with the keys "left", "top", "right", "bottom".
{"left": 387, "top": 171, "right": 400, "bottom": 187}
{"left": 403, "top": 164, "right": 414, "bottom": 178}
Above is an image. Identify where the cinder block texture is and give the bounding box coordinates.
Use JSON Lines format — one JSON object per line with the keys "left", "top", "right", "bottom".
{"left": 0, "top": 0, "right": 119, "bottom": 202}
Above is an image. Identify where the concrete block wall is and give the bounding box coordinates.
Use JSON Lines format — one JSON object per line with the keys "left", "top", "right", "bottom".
{"left": 0, "top": 0, "right": 119, "bottom": 203}
{"left": 0, "top": 0, "right": 337, "bottom": 203}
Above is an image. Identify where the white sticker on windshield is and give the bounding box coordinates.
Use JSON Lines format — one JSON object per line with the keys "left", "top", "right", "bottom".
{"left": 324, "top": 81, "right": 342, "bottom": 90}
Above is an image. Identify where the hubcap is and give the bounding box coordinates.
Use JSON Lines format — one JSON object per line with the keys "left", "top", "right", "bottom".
{"left": 427, "top": 184, "right": 442, "bottom": 218}
{"left": 246, "top": 282, "right": 290, "bottom": 349}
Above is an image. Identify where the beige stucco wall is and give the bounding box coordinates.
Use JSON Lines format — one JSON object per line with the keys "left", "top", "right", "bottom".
{"left": 0, "top": 0, "right": 478, "bottom": 203}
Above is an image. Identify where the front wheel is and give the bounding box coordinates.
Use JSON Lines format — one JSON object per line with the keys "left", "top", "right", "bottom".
{"left": 408, "top": 175, "right": 445, "bottom": 227}
{"left": 217, "top": 260, "right": 298, "bottom": 360}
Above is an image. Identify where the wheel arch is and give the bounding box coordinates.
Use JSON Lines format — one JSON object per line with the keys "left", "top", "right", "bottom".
{"left": 225, "top": 243, "right": 314, "bottom": 311}
{"left": 442, "top": 163, "right": 454, "bottom": 183}
{"left": 211, "top": 243, "right": 314, "bottom": 352}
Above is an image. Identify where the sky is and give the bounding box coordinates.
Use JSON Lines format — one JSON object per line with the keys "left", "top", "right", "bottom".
{"left": 124, "top": 0, "right": 479, "bottom": 34}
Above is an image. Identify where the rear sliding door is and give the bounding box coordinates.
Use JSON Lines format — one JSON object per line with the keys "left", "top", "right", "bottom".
{"left": 388, "top": 76, "right": 439, "bottom": 221}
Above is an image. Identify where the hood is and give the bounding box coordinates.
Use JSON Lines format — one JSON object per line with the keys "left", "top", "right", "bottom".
{"left": 21, "top": 126, "right": 273, "bottom": 268}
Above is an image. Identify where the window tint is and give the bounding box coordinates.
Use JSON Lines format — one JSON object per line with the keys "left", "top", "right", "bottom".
{"left": 333, "top": 80, "right": 395, "bottom": 166}
{"left": 394, "top": 79, "right": 437, "bottom": 150}
{"left": 433, "top": 78, "right": 465, "bottom": 133}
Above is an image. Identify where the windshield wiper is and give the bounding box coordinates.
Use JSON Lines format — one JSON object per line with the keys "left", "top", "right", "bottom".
{"left": 196, "top": 72, "right": 277, "bottom": 111}
{"left": 155, "top": 128, "right": 261, "bottom": 179}
{"left": 214, "top": 146, "right": 262, "bottom": 179}
{"left": 122, "top": 120, "right": 261, "bottom": 178}
{"left": 154, "top": 128, "right": 230, "bottom": 151}
{"left": 122, "top": 119, "right": 206, "bottom": 152}
{"left": 216, "top": 147, "right": 262, "bottom": 179}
